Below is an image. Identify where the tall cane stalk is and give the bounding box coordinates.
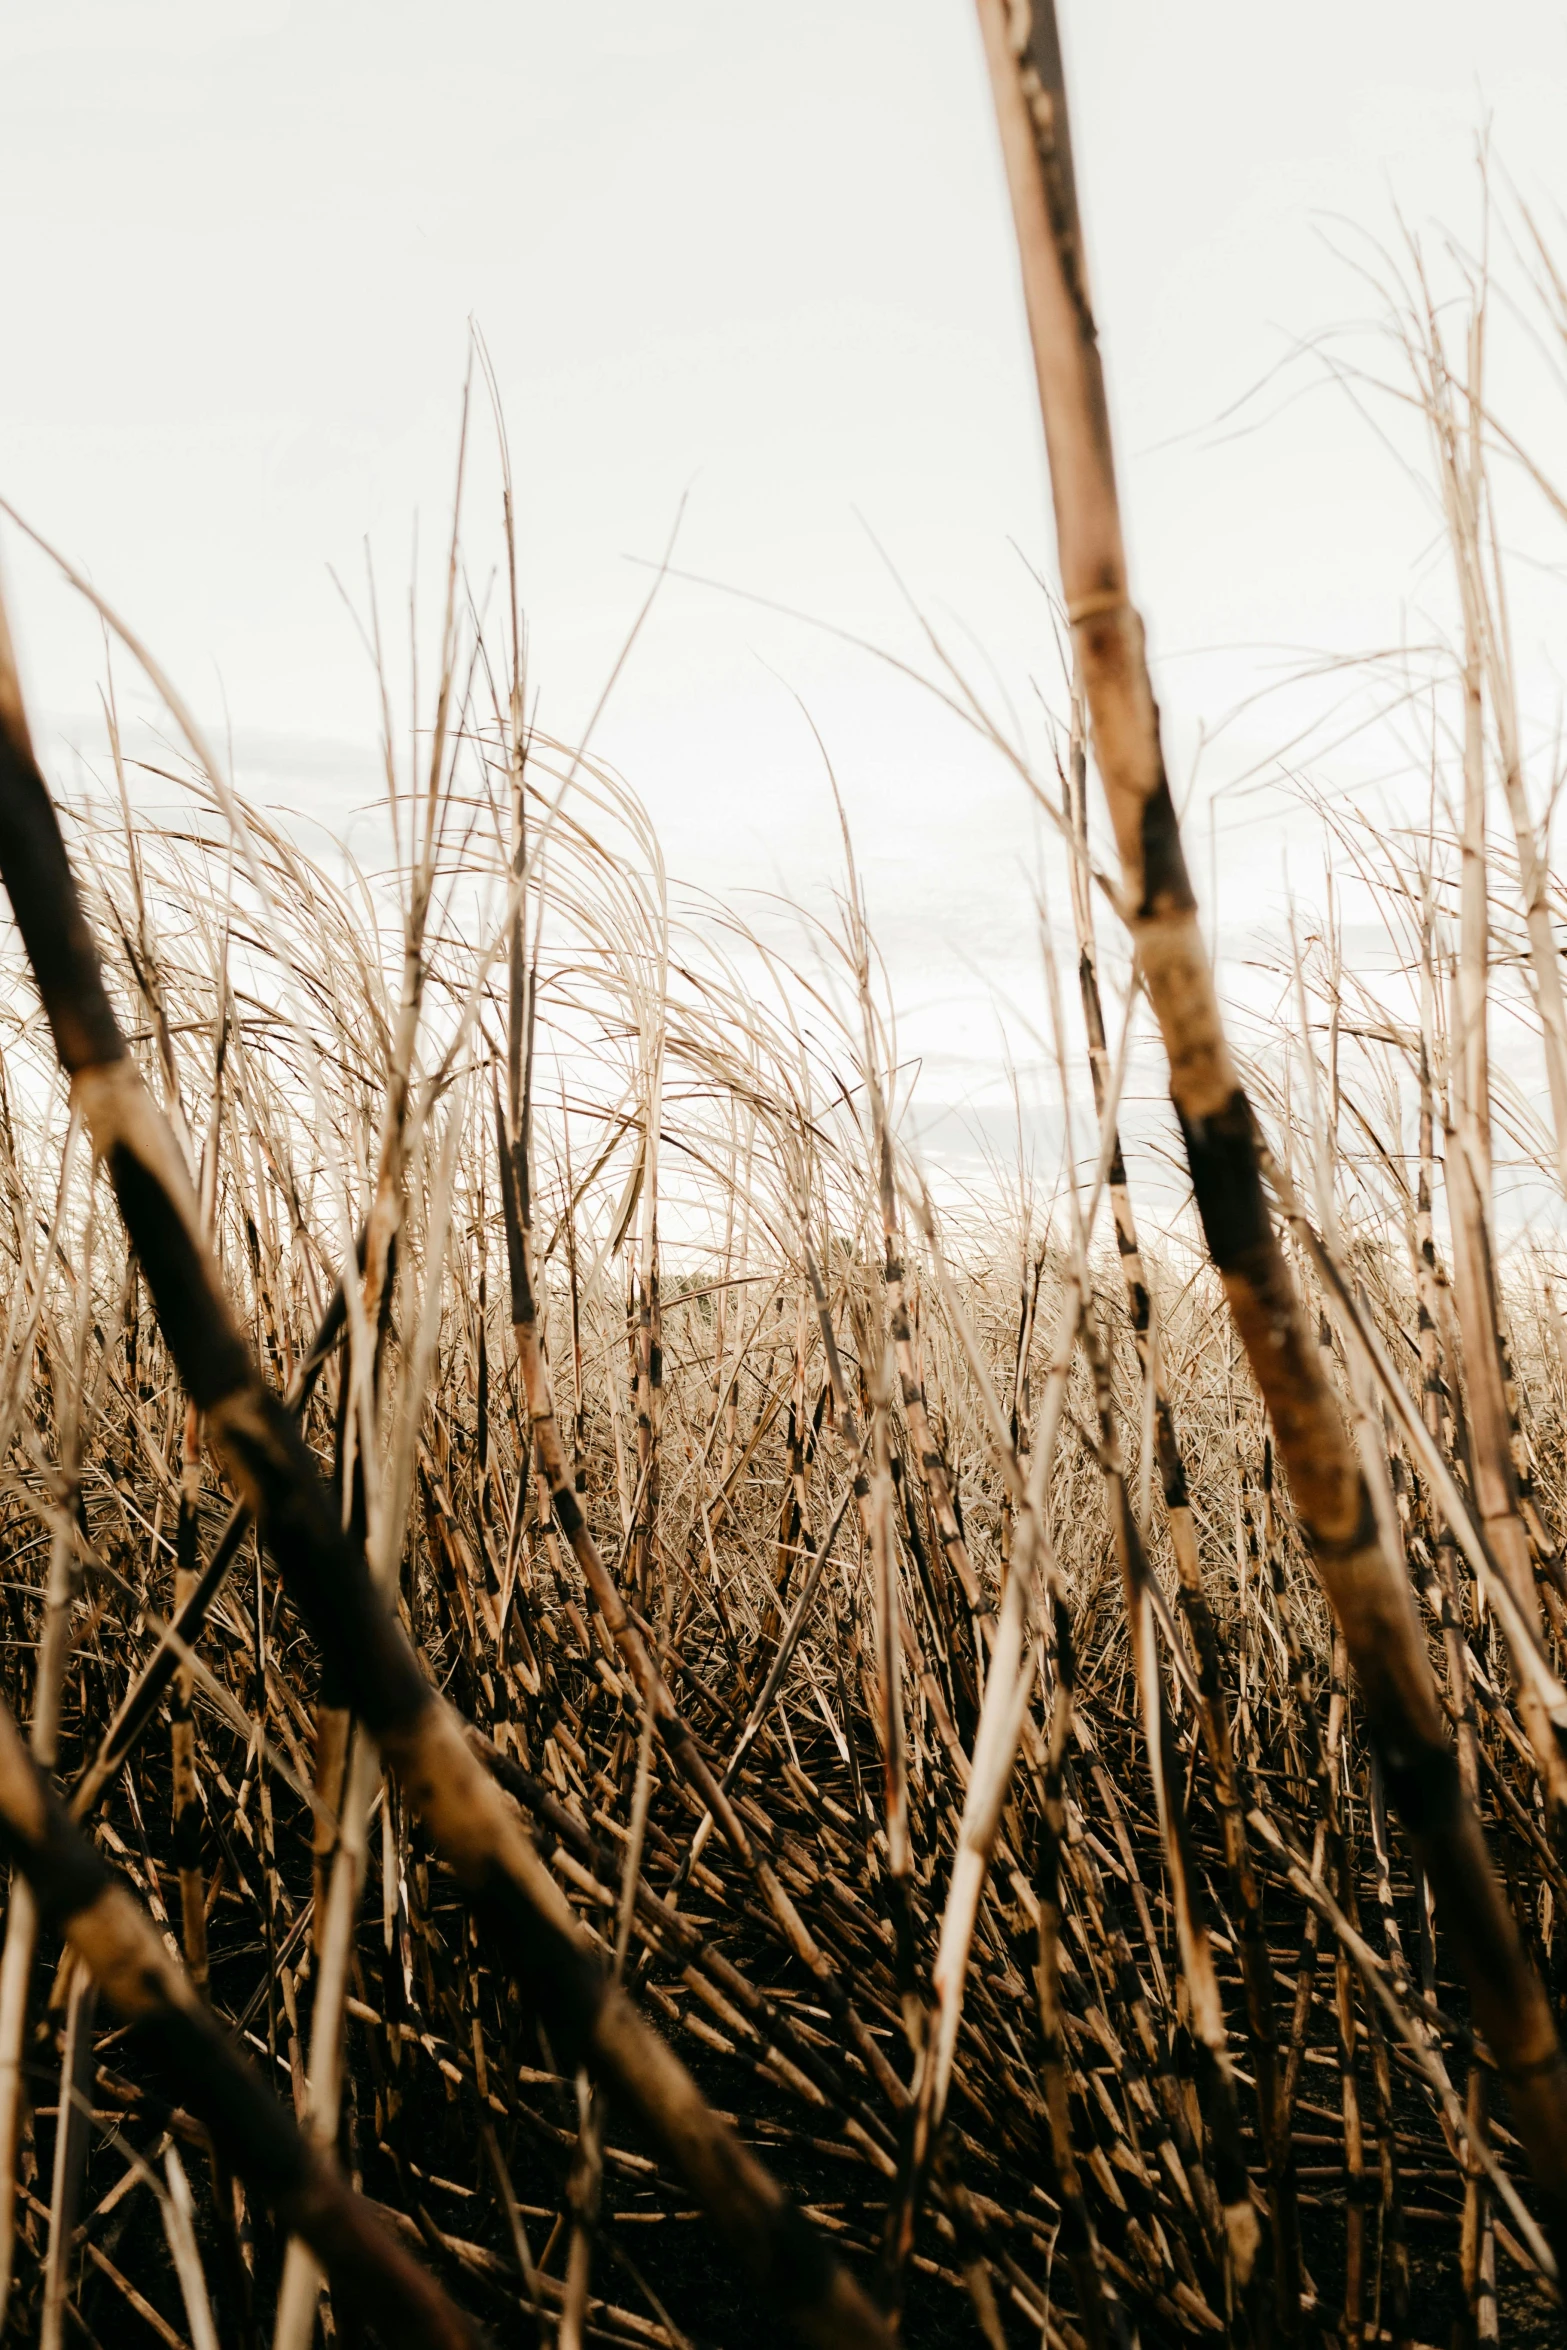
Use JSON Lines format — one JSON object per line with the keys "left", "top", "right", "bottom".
{"left": 973, "top": 0, "right": 1567, "bottom": 2256}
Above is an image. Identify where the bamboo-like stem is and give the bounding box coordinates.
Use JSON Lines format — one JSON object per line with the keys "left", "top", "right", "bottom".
{"left": 972, "top": 0, "right": 1567, "bottom": 2250}
{"left": 0, "top": 1687, "right": 481, "bottom": 2348}
{"left": 0, "top": 554, "right": 892, "bottom": 2350}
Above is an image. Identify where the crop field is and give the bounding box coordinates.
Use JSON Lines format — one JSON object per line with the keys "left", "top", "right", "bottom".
{"left": 0, "top": 7, "right": 1564, "bottom": 2349}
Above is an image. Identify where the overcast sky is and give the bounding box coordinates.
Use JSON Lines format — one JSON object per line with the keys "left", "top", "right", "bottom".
{"left": 5, "top": 2, "right": 1567, "bottom": 1158}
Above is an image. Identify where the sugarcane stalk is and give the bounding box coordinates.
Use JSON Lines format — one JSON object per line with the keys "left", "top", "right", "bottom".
{"left": 0, "top": 566, "right": 893, "bottom": 2350}
{"left": 972, "top": 0, "right": 1567, "bottom": 2249}
{"left": 0, "top": 1688, "right": 480, "bottom": 2349}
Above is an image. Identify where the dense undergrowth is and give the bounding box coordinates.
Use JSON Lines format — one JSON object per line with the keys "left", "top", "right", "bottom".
{"left": 2, "top": 13, "right": 1567, "bottom": 2349}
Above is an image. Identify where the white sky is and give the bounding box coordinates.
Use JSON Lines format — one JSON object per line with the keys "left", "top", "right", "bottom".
{"left": 5, "top": 1, "right": 1567, "bottom": 1178}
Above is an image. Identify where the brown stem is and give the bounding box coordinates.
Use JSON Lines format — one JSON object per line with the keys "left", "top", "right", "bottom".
{"left": 0, "top": 578, "right": 894, "bottom": 2350}
{"left": 972, "top": 0, "right": 1567, "bottom": 2249}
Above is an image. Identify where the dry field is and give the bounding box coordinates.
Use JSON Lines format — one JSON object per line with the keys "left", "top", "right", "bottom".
{"left": 0, "top": 6, "right": 1564, "bottom": 2347}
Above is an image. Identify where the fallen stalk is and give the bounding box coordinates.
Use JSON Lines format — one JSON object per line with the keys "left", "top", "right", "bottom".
{"left": 0, "top": 1687, "right": 481, "bottom": 2348}
{"left": 0, "top": 580, "right": 893, "bottom": 2350}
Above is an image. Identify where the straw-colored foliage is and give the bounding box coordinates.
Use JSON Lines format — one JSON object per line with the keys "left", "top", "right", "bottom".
{"left": 0, "top": 13, "right": 1565, "bottom": 2348}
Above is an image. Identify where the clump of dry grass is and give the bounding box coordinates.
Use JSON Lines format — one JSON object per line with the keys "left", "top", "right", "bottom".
{"left": 0, "top": 10, "right": 1561, "bottom": 2348}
